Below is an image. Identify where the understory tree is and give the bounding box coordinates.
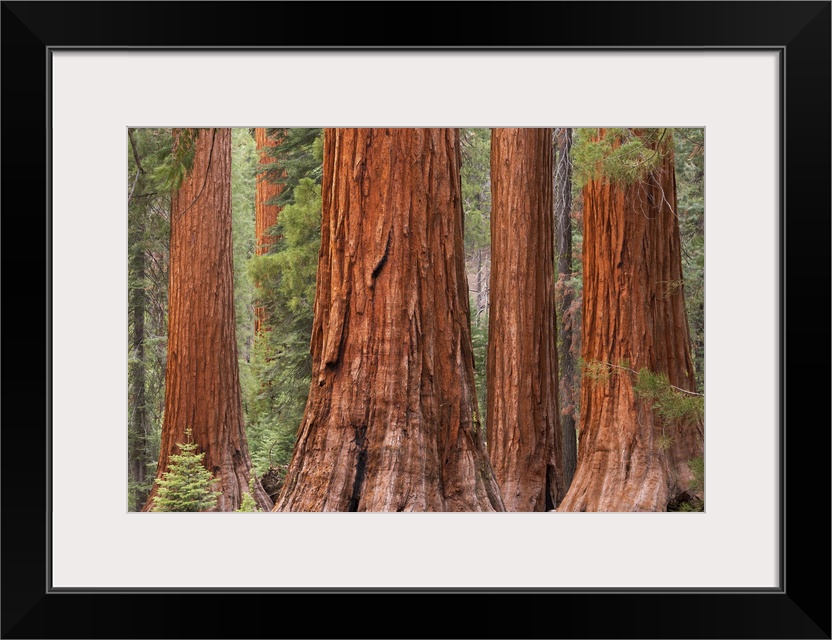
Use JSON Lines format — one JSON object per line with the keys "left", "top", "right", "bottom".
{"left": 150, "top": 429, "right": 221, "bottom": 512}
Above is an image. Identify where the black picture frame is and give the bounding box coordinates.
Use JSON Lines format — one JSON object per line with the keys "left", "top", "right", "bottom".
{"left": 2, "top": 2, "right": 829, "bottom": 638}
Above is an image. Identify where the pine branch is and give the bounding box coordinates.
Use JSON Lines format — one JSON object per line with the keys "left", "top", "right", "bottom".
{"left": 128, "top": 128, "right": 144, "bottom": 174}
{"left": 595, "top": 361, "right": 704, "bottom": 397}
{"left": 175, "top": 128, "right": 217, "bottom": 222}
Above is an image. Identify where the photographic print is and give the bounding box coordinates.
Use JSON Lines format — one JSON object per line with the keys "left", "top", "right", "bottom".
{"left": 128, "top": 127, "right": 704, "bottom": 513}
{"left": 11, "top": 0, "right": 821, "bottom": 631}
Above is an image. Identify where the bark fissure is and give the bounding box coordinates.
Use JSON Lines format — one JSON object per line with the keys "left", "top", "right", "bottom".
{"left": 371, "top": 227, "right": 393, "bottom": 280}
{"left": 347, "top": 424, "right": 369, "bottom": 511}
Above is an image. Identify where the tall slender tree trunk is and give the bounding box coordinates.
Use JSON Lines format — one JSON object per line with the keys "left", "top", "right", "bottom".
{"left": 128, "top": 220, "right": 149, "bottom": 510}
{"left": 554, "top": 127, "right": 578, "bottom": 491}
{"left": 275, "top": 128, "right": 504, "bottom": 512}
{"left": 476, "top": 248, "right": 491, "bottom": 322}
{"left": 558, "top": 129, "right": 704, "bottom": 512}
{"left": 127, "top": 129, "right": 150, "bottom": 511}
{"left": 476, "top": 248, "right": 483, "bottom": 321}
{"left": 253, "top": 128, "right": 284, "bottom": 335}
{"left": 486, "top": 128, "right": 563, "bottom": 511}
{"left": 143, "top": 128, "right": 271, "bottom": 512}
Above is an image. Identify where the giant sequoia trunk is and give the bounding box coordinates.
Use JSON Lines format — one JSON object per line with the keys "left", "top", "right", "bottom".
{"left": 274, "top": 128, "right": 504, "bottom": 512}
{"left": 554, "top": 128, "right": 578, "bottom": 490}
{"left": 487, "top": 128, "right": 563, "bottom": 511}
{"left": 253, "top": 127, "right": 284, "bottom": 335}
{"left": 143, "top": 128, "right": 272, "bottom": 512}
{"left": 558, "top": 129, "right": 704, "bottom": 512}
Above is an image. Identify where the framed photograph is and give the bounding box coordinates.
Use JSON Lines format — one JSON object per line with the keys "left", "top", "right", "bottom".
{"left": 3, "top": 2, "right": 829, "bottom": 638}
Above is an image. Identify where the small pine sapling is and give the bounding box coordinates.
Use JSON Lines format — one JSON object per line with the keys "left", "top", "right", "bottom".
{"left": 151, "top": 428, "right": 221, "bottom": 512}
{"left": 235, "top": 478, "right": 262, "bottom": 512}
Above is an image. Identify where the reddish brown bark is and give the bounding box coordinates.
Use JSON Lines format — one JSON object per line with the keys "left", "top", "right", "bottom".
{"left": 274, "top": 128, "right": 504, "bottom": 512}
{"left": 487, "top": 128, "right": 563, "bottom": 511}
{"left": 558, "top": 129, "right": 704, "bottom": 512}
{"left": 143, "top": 128, "right": 272, "bottom": 512}
{"left": 253, "top": 128, "right": 284, "bottom": 335}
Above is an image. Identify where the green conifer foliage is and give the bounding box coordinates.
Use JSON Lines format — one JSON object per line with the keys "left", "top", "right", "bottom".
{"left": 673, "top": 128, "right": 705, "bottom": 390}
{"left": 150, "top": 429, "right": 221, "bottom": 512}
{"left": 460, "top": 128, "right": 492, "bottom": 423}
{"left": 231, "top": 128, "right": 257, "bottom": 364}
{"left": 244, "top": 178, "right": 322, "bottom": 472}
{"left": 128, "top": 127, "right": 173, "bottom": 510}
{"left": 572, "top": 127, "right": 670, "bottom": 187}
{"left": 235, "top": 478, "right": 262, "bottom": 512}
{"left": 262, "top": 128, "right": 324, "bottom": 207}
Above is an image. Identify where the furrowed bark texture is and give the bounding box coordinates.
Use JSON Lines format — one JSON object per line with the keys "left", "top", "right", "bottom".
{"left": 143, "top": 128, "right": 272, "bottom": 512}
{"left": 254, "top": 128, "right": 284, "bottom": 335}
{"left": 558, "top": 129, "right": 704, "bottom": 512}
{"left": 487, "top": 128, "right": 563, "bottom": 511}
{"left": 555, "top": 128, "right": 578, "bottom": 490}
{"left": 274, "top": 128, "right": 504, "bottom": 512}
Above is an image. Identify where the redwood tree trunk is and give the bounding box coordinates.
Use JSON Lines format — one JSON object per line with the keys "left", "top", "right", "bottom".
{"left": 487, "top": 128, "right": 563, "bottom": 511}
{"left": 554, "top": 127, "right": 578, "bottom": 491}
{"left": 558, "top": 129, "right": 704, "bottom": 512}
{"left": 274, "top": 128, "right": 504, "bottom": 512}
{"left": 143, "top": 128, "right": 272, "bottom": 512}
{"left": 253, "top": 128, "right": 284, "bottom": 335}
